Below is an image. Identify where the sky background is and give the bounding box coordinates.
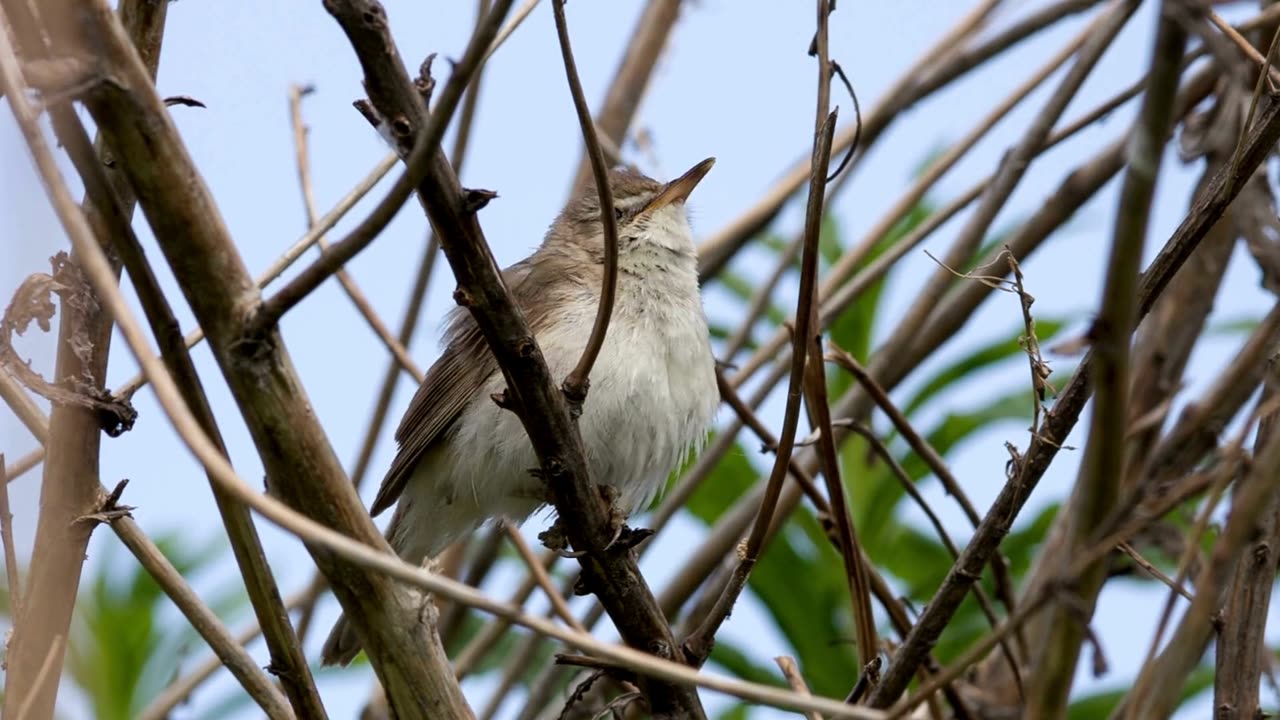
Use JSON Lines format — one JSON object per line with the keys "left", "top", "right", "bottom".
{"left": 1, "top": 0, "right": 1277, "bottom": 718}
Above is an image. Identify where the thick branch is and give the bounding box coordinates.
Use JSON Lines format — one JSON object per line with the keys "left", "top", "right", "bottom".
{"left": 0, "top": 2, "right": 166, "bottom": 717}
{"left": 322, "top": 0, "right": 703, "bottom": 715}
{"left": 58, "top": 1, "right": 478, "bottom": 715}
{"left": 49, "top": 111, "right": 325, "bottom": 717}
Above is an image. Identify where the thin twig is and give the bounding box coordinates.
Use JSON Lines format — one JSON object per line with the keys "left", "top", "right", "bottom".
{"left": 288, "top": 84, "right": 422, "bottom": 379}
{"left": 14, "top": 36, "right": 887, "bottom": 717}
{"left": 868, "top": 54, "right": 1280, "bottom": 708}
{"left": 1116, "top": 543, "right": 1192, "bottom": 602}
{"left": 775, "top": 656, "right": 823, "bottom": 720}
{"left": 1203, "top": 6, "right": 1280, "bottom": 86}
{"left": 254, "top": 1, "right": 509, "bottom": 333}
{"left": 0, "top": 454, "right": 20, "bottom": 620}
{"left": 504, "top": 524, "right": 587, "bottom": 634}
{"left": 683, "top": 1, "right": 839, "bottom": 665}
{"left": 552, "top": 0, "right": 621, "bottom": 409}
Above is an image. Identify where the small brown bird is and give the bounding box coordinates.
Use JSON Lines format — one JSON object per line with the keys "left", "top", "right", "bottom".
{"left": 322, "top": 159, "right": 720, "bottom": 665}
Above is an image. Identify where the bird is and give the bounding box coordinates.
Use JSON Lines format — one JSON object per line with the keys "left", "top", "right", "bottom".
{"left": 321, "top": 158, "right": 721, "bottom": 666}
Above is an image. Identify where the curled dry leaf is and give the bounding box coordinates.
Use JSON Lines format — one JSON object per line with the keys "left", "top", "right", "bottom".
{"left": 1, "top": 252, "right": 137, "bottom": 436}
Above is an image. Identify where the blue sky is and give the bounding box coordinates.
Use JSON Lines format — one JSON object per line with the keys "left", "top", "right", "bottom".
{"left": 1, "top": 1, "right": 1276, "bottom": 717}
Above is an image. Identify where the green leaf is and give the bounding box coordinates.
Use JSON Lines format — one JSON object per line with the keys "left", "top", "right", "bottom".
{"left": 819, "top": 214, "right": 843, "bottom": 269}
{"left": 828, "top": 201, "right": 937, "bottom": 393}
{"left": 716, "top": 704, "right": 752, "bottom": 720}
{"left": 1067, "top": 663, "right": 1215, "bottom": 719}
{"left": 66, "top": 533, "right": 231, "bottom": 720}
{"left": 852, "top": 384, "right": 1038, "bottom": 552}
{"left": 901, "top": 319, "right": 1069, "bottom": 417}
{"left": 717, "top": 270, "right": 789, "bottom": 327}
{"left": 1205, "top": 314, "right": 1261, "bottom": 337}
{"left": 709, "top": 638, "right": 787, "bottom": 689}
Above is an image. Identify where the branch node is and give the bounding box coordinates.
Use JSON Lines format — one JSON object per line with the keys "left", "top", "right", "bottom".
{"left": 562, "top": 377, "right": 588, "bottom": 419}
{"left": 77, "top": 478, "right": 134, "bottom": 525}
{"left": 461, "top": 187, "right": 498, "bottom": 213}
{"left": 452, "top": 286, "right": 474, "bottom": 308}
{"left": 353, "top": 98, "right": 381, "bottom": 129}
{"left": 389, "top": 113, "right": 413, "bottom": 140}
{"left": 490, "top": 388, "right": 514, "bottom": 410}
{"left": 415, "top": 53, "right": 437, "bottom": 103}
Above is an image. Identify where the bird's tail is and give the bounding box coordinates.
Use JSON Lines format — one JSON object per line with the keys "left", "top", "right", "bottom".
{"left": 318, "top": 501, "right": 480, "bottom": 666}
{"left": 320, "top": 613, "right": 362, "bottom": 667}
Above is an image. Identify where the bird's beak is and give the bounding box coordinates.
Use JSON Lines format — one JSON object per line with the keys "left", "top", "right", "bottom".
{"left": 641, "top": 157, "right": 715, "bottom": 215}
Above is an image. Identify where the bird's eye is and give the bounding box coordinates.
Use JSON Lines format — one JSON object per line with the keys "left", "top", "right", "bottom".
{"left": 613, "top": 206, "right": 627, "bottom": 222}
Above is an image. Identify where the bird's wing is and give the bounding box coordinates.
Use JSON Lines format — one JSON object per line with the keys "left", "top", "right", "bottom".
{"left": 369, "top": 261, "right": 539, "bottom": 517}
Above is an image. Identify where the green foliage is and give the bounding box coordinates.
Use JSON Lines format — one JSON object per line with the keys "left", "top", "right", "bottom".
{"left": 1067, "top": 664, "right": 1215, "bottom": 719}
{"left": 64, "top": 533, "right": 248, "bottom": 720}
{"left": 901, "top": 319, "right": 1070, "bottom": 417}
{"left": 687, "top": 201, "right": 1090, "bottom": 714}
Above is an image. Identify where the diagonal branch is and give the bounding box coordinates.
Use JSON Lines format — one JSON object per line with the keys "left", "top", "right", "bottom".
{"left": 1022, "top": 6, "right": 1188, "bottom": 714}
{"left": 866, "top": 55, "right": 1280, "bottom": 709}
{"left": 53, "top": 0, "right": 502, "bottom": 714}
{"left": 0, "top": 2, "right": 166, "bottom": 717}
{"left": 48, "top": 107, "right": 326, "bottom": 717}
{"left": 321, "top": 0, "right": 705, "bottom": 715}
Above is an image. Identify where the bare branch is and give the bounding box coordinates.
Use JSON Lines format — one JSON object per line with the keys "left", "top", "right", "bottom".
{"left": 569, "top": 0, "right": 682, "bottom": 191}
{"left": 0, "top": 454, "right": 20, "bottom": 621}
{"left": 683, "top": 0, "right": 838, "bottom": 665}
{"left": 0, "top": 2, "right": 165, "bottom": 716}
{"left": 552, "top": 0, "right": 622, "bottom": 410}
{"left": 868, "top": 40, "right": 1280, "bottom": 709}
